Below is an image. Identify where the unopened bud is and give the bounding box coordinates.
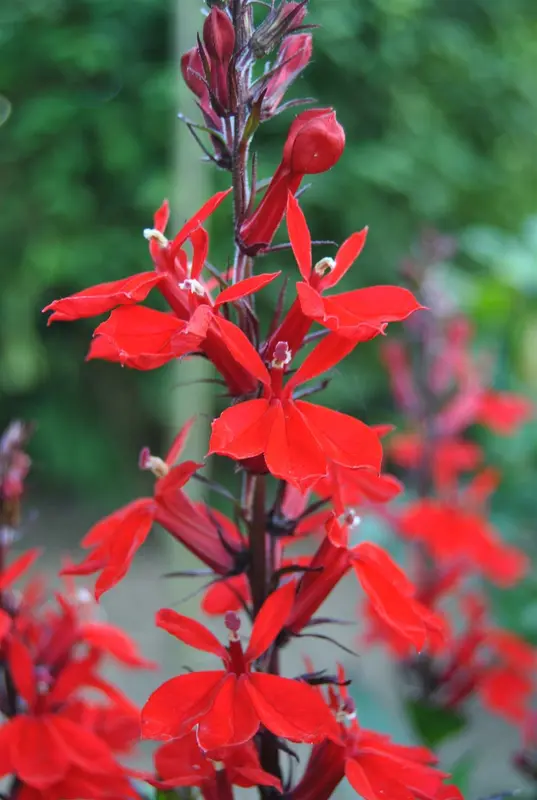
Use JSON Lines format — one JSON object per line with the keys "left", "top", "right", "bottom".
{"left": 252, "top": 1, "right": 308, "bottom": 58}
{"left": 139, "top": 447, "right": 170, "bottom": 479}
{"left": 314, "top": 257, "right": 336, "bottom": 277}
{"left": 143, "top": 228, "right": 168, "bottom": 248}
{"left": 283, "top": 108, "right": 345, "bottom": 175}
{"left": 203, "top": 7, "right": 235, "bottom": 64}
{"left": 224, "top": 610, "right": 241, "bottom": 640}
{"left": 271, "top": 341, "right": 292, "bottom": 369}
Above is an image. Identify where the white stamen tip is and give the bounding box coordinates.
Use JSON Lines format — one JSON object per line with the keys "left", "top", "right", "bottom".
{"left": 143, "top": 228, "right": 169, "bottom": 247}
{"left": 179, "top": 278, "right": 206, "bottom": 297}
{"left": 314, "top": 257, "right": 336, "bottom": 277}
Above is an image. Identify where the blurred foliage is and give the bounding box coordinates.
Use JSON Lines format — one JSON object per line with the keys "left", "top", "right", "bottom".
{"left": 1, "top": 0, "right": 537, "bottom": 507}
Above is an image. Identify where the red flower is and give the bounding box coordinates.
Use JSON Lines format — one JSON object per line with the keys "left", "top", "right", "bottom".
{"left": 0, "top": 549, "right": 41, "bottom": 642}
{"left": 64, "top": 421, "right": 241, "bottom": 598}
{"left": 209, "top": 321, "right": 383, "bottom": 490}
{"left": 142, "top": 580, "right": 339, "bottom": 749}
{"left": 475, "top": 390, "right": 533, "bottom": 435}
{"left": 42, "top": 273, "right": 163, "bottom": 324}
{"left": 239, "top": 109, "right": 345, "bottom": 250}
{"left": 292, "top": 667, "right": 457, "bottom": 800}
{"left": 272, "top": 192, "right": 421, "bottom": 353}
{"left": 287, "top": 517, "right": 445, "bottom": 651}
{"left": 0, "top": 639, "right": 126, "bottom": 790}
{"left": 400, "top": 482, "right": 528, "bottom": 588}
{"left": 86, "top": 304, "right": 213, "bottom": 370}
{"left": 153, "top": 731, "right": 282, "bottom": 792}
{"left": 43, "top": 189, "right": 231, "bottom": 325}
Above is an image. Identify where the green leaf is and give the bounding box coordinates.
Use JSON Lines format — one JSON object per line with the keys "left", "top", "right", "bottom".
{"left": 406, "top": 699, "right": 467, "bottom": 749}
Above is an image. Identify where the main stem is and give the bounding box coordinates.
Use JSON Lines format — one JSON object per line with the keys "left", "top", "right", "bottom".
{"left": 247, "top": 474, "right": 283, "bottom": 791}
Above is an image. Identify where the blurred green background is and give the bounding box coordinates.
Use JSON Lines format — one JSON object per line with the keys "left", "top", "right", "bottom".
{"left": 2, "top": 0, "right": 537, "bottom": 794}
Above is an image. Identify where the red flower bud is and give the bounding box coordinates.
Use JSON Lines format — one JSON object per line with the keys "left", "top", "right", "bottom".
{"left": 239, "top": 108, "right": 345, "bottom": 251}
{"left": 202, "top": 8, "right": 235, "bottom": 113}
{"left": 262, "top": 33, "right": 313, "bottom": 117}
{"left": 203, "top": 7, "right": 235, "bottom": 65}
{"left": 180, "top": 47, "right": 207, "bottom": 101}
{"left": 282, "top": 108, "right": 345, "bottom": 174}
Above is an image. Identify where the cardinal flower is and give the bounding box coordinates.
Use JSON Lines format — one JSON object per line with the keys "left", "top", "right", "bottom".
{"left": 0, "top": 549, "right": 40, "bottom": 641}
{"left": 64, "top": 420, "right": 243, "bottom": 598}
{"left": 291, "top": 666, "right": 459, "bottom": 800}
{"left": 239, "top": 108, "right": 345, "bottom": 251}
{"left": 269, "top": 192, "right": 422, "bottom": 355}
{"left": 209, "top": 319, "right": 383, "bottom": 490}
{"left": 43, "top": 190, "right": 231, "bottom": 325}
{"left": 142, "top": 580, "right": 339, "bottom": 749}
{"left": 287, "top": 515, "right": 445, "bottom": 652}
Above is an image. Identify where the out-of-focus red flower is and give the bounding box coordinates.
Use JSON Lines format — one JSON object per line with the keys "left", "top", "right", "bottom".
{"left": 239, "top": 109, "right": 345, "bottom": 250}
{"left": 142, "top": 580, "right": 339, "bottom": 749}
{"left": 400, "top": 472, "right": 528, "bottom": 588}
{"left": 475, "top": 390, "right": 534, "bottom": 435}
{"left": 0, "top": 638, "right": 128, "bottom": 791}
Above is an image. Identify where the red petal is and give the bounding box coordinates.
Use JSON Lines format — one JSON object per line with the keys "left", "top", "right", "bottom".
{"left": 344, "top": 759, "right": 378, "bottom": 800}
{"left": 202, "top": 574, "right": 250, "bottom": 615}
{"left": 43, "top": 273, "right": 163, "bottom": 323}
{"left": 142, "top": 671, "right": 225, "bottom": 740}
{"left": 476, "top": 390, "right": 533, "bottom": 435}
{"left": 79, "top": 622, "right": 156, "bottom": 668}
{"left": 51, "top": 716, "right": 122, "bottom": 775}
{"left": 353, "top": 545, "right": 426, "bottom": 650}
{"left": 296, "top": 401, "right": 383, "bottom": 471}
{"left": 245, "top": 579, "right": 296, "bottom": 662}
{"left": 155, "top": 609, "right": 226, "bottom": 658}
{"left": 10, "top": 717, "right": 69, "bottom": 789}
{"left": 298, "top": 283, "right": 421, "bottom": 335}
{"left": 8, "top": 638, "right": 36, "bottom": 707}
{"left": 154, "top": 733, "right": 212, "bottom": 784}
{"left": 0, "top": 548, "right": 41, "bottom": 590}
{"left": 288, "top": 333, "right": 357, "bottom": 391}
{"left": 189, "top": 226, "right": 209, "bottom": 280}
{"left": 87, "top": 305, "right": 202, "bottom": 370}
{"left": 81, "top": 499, "right": 152, "bottom": 549}
{"left": 155, "top": 460, "right": 200, "bottom": 501}
{"left": 171, "top": 188, "right": 232, "bottom": 255}
{"left": 286, "top": 192, "right": 312, "bottom": 282}
{"left": 165, "top": 417, "right": 196, "bottom": 465}
{"left": 197, "top": 674, "right": 260, "bottom": 750}
{"left": 213, "top": 317, "right": 270, "bottom": 386}
{"left": 214, "top": 272, "right": 281, "bottom": 309}
{"left": 246, "top": 673, "right": 339, "bottom": 743}
{"left": 0, "top": 609, "right": 11, "bottom": 642}
{"left": 94, "top": 502, "right": 154, "bottom": 599}
{"left": 265, "top": 401, "right": 327, "bottom": 491}
{"left": 209, "top": 399, "right": 272, "bottom": 460}
{"left": 321, "top": 228, "right": 368, "bottom": 290}
{"left": 153, "top": 199, "right": 170, "bottom": 232}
